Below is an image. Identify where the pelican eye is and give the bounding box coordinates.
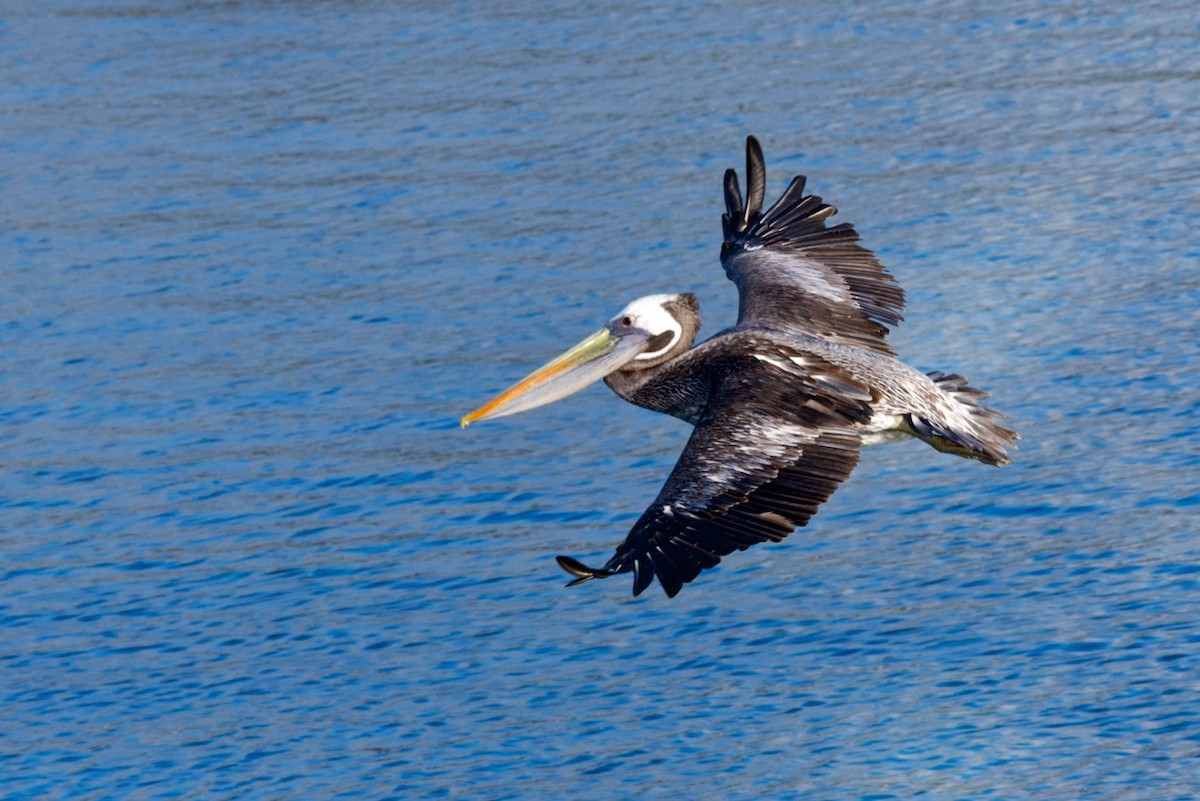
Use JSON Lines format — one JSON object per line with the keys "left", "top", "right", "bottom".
{"left": 620, "top": 315, "right": 633, "bottom": 327}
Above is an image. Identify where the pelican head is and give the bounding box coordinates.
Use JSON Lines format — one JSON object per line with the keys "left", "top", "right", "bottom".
{"left": 461, "top": 292, "right": 700, "bottom": 427}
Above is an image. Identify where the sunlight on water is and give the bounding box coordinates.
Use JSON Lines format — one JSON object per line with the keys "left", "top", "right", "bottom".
{"left": 3, "top": 1, "right": 1198, "bottom": 798}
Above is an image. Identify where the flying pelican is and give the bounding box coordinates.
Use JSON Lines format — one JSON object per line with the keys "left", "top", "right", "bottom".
{"left": 462, "top": 137, "right": 1017, "bottom": 597}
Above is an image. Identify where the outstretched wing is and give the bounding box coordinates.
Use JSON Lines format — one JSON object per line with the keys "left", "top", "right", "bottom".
{"left": 721, "top": 136, "right": 905, "bottom": 355}
{"left": 557, "top": 348, "right": 872, "bottom": 597}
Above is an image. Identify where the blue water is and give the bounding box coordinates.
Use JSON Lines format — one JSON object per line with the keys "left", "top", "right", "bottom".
{"left": 4, "top": 1, "right": 1199, "bottom": 798}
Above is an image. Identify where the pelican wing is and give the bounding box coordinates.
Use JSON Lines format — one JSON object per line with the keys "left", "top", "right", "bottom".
{"left": 721, "top": 136, "right": 905, "bottom": 354}
{"left": 558, "top": 351, "right": 871, "bottom": 597}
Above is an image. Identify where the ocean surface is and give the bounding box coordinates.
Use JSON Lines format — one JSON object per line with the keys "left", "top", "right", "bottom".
{"left": 4, "top": 1, "right": 1199, "bottom": 798}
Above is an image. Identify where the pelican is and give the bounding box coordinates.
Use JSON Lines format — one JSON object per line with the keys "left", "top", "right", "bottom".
{"left": 462, "top": 137, "right": 1017, "bottom": 597}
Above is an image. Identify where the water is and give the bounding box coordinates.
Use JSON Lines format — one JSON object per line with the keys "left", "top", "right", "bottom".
{"left": 4, "top": 1, "right": 1199, "bottom": 798}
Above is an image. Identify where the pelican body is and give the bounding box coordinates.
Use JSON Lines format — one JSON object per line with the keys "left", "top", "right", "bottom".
{"left": 463, "top": 137, "right": 1017, "bottom": 597}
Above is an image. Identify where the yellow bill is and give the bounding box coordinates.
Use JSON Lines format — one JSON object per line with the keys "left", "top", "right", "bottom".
{"left": 461, "top": 327, "right": 649, "bottom": 427}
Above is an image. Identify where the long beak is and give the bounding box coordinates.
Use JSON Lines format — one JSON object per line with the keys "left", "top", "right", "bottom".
{"left": 461, "top": 328, "right": 648, "bottom": 427}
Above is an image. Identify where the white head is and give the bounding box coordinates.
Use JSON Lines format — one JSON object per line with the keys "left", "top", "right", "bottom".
{"left": 610, "top": 294, "right": 690, "bottom": 362}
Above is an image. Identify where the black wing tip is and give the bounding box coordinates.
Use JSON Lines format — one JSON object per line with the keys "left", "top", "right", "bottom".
{"left": 727, "top": 137, "right": 834, "bottom": 247}
{"left": 555, "top": 554, "right": 686, "bottom": 598}
{"left": 723, "top": 136, "right": 907, "bottom": 337}
{"left": 723, "top": 168, "right": 742, "bottom": 221}
{"left": 745, "top": 136, "right": 764, "bottom": 181}
{"left": 724, "top": 136, "right": 769, "bottom": 239}
{"left": 555, "top": 555, "right": 617, "bottom": 588}
{"left": 745, "top": 136, "right": 765, "bottom": 219}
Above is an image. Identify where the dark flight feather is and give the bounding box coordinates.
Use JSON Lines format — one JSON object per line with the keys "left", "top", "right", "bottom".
{"left": 721, "top": 136, "right": 905, "bottom": 355}
{"left": 558, "top": 351, "right": 870, "bottom": 597}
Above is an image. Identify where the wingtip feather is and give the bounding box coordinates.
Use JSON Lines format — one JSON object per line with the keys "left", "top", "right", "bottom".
{"left": 744, "top": 136, "right": 766, "bottom": 226}
{"left": 555, "top": 555, "right": 617, "bottom": 588}
{"left": 723, "top": 168, "right": 742, "bottom": 221}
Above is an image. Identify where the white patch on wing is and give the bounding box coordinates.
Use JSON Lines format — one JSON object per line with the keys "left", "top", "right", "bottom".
{"left": 858, "top": 411, "right": 909, "bottom": 446}
{"left": 754, "top": 353, "right": 849, "bottom": 393}
{"left": 705, "top": 462, "right": 751, "bottom": 486}
{"left": 737, "top": 251, "right": 852, "bottom": 304}
{"left": 752, "top": 353, "right": 791, "bottom": 372}
{"left": 945, "top": 397, "right": 983, "bottom": 435}
{"left": 864, "top": 411, "right": 904, "bottom": 434}
{"left": 749, "top": 420, "right": 814, "bottom": 445}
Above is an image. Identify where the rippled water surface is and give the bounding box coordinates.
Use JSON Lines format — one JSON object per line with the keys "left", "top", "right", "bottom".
{"left": 4, "top": 1, "right": 1199, "bottom": 798}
